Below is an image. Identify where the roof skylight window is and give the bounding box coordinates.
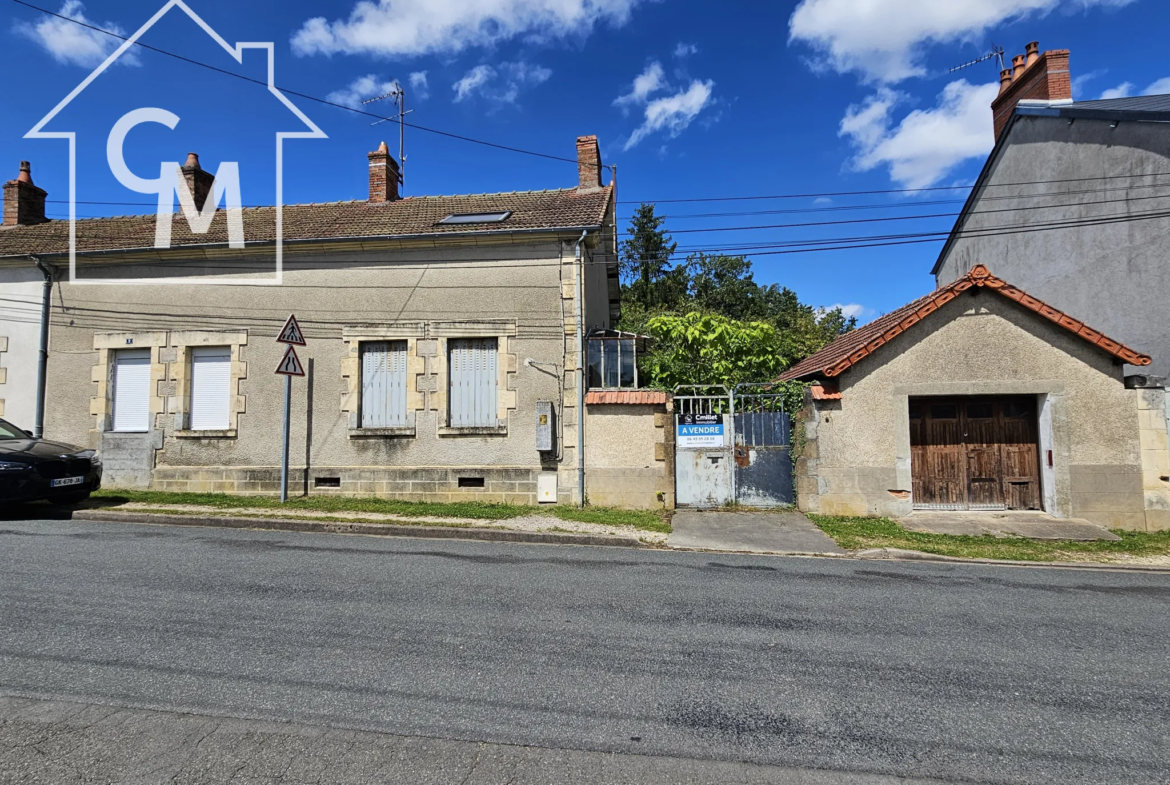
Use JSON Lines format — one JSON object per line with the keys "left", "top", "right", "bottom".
{"left": 437, "top": 211, "right": 512, "bottom": 225}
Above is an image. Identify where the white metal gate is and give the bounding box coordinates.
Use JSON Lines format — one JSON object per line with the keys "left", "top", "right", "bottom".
{"left": 674, "top": 386, "right": 733, "bottom": 508}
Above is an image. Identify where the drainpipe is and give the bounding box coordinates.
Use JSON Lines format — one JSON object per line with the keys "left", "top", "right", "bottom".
{"left": 575, "top": 229, "right": 588, "bottom": 508}
{"left": 31, "top": 256, "right": 52, "bottom": 438}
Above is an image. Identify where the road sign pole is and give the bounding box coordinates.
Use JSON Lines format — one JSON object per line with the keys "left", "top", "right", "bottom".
{"left": 280, "top": 374, "right": 291, "bottom": 503}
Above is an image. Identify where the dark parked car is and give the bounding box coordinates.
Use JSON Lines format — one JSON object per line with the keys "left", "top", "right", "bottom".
{"left": 0, "top": 418, "right": 102, "bottom": 505}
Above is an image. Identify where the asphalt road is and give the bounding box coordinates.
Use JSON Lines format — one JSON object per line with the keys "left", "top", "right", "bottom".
{"left": 1, "top": 518, "right": 1168, "bottom": 784}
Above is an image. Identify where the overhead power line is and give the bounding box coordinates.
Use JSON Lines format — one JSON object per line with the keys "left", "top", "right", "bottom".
{"left": 8, "top": 0, "right": 608, "bottom": 172}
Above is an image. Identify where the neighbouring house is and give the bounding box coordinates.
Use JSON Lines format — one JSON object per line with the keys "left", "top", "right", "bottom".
{"left": 0, "top": 136, "right": 687, "bottom": 507}
{"left": 781, "top": 264, "right": 1170, "bottom": 532}
{"left": 934, "top": 41, "right": 1170, "bottom": 387}
{"left": 0, "top": 162, "right": 49, "bottom": 428}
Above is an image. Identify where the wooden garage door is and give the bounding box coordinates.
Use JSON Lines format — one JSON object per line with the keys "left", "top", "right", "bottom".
{"left": 909, "top": 397, "right": 1041, "bottom": 511}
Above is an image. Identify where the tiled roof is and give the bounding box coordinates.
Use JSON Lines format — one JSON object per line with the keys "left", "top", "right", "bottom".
{"left": 0, "top": 186, "right": 613, "bottom": 258}
{"left": 1064, "top": 93, "right": 1170, "bottom": 114}
{"left": 584, "top": 390, "right": 670, "bottom": 405}
{"left": 780, "top": 264, "right": 1152, "bottom": 382}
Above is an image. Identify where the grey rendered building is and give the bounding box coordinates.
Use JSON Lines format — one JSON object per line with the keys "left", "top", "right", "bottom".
{"left": 934, "top": 44, "right": 1170, "bottom": 381}
{"left": 0, "top": 136, "right": 645, "bottom": 506}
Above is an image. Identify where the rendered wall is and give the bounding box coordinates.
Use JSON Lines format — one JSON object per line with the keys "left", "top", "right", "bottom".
{"left": 40, "top": 236, "right": 607, "bottom": 504}
{"left": 935, "top": 115, "right": 1170, "bottom": 378}
{"left": 583, "top": 402, "right": 673, "bottom": 509}
{"left": 0, "top": 265, "right": 44, "bottom": 428}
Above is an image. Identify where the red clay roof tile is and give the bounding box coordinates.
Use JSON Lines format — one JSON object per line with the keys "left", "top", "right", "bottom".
{"left": 780, "top": 264, "right": 1152, "bottom": 382}
{"left": 584, "top": 390, "right": 669, "bottom": 405}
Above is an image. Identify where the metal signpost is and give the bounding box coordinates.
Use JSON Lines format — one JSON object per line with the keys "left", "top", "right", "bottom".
{"left": 274, "top": 315, "right": 306, "bottom": 502}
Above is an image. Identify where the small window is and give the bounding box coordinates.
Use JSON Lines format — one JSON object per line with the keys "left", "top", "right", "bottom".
{"left": 1004, "top": 400, "right": 1033, "bottom": 419}
{"left": 437, "top": 211, "right": 512, "bottom": 225}
{"left": 930, "top": 404, "right": 958, "bottom": 420}
{"left": 458, "top": 476, "right": 485, "bottom": 488}
{"left": 449, "top": 338, "right": 499, "bottom": 428}
{"left": 314, "top": 476, "right": 341, "bottom": 488}
{"left": 587, "top": 336, "right": 640, "bottom": 390}
{"left": 966, "top": 402, "right": 994, "bottom": 420}
{"left": 361, "top": 341, "right": 408, "bottom": 428}
{"left": 190, "top": 346, "right": 232, "bottom": 430}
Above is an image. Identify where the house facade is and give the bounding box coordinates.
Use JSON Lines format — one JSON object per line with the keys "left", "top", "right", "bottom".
{"left": 782, "top": 265, "right": 1170, "bottom": 532}
{"left": 933, "top": 42, "right": 1170, "bottom": 382}
{"left": 0, "top": 136, "right": 643, "bottom": 506}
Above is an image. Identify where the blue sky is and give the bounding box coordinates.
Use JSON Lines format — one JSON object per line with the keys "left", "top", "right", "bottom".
{"left": 0, "top": 0, "right": 1162, "bottom": 320}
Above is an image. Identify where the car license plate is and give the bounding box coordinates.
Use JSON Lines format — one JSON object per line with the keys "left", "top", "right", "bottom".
{"left": 50, "top": 476, "right": 85, "bottom": 488}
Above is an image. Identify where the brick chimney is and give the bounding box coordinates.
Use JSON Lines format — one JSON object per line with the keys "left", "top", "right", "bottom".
{"left": 181, "top": 152, "right": 215, "bottom": 211}
{"left": 367, "top": 141, "right": 400, "bottom": 202}
{"left": 991, "top": 42, "right": 1072, "bottom": 141}
{"left": 576, "top": 135, "right": 602, "bottom": 189}
{"left": 3, "top": 161, "right": 48, "bottom": 227}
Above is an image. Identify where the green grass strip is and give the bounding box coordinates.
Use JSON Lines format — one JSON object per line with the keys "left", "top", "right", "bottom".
{"left": 808, "top": 514, "right": 1170, "bottom": 562}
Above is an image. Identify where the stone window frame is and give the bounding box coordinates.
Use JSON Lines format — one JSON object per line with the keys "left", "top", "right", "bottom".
{"left": 341, "top": 323, "right": 426, "bottom": 438}
{"left": 91, "top": 332, "right": 170, "bottom": 434}
{"left": 166, "top": 330, "right": 249, "bottom": 439}
{"left": 431, "top": 321, "right": 518, "bottom": 437}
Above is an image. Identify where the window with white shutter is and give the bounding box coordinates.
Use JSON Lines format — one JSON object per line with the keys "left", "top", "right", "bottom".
{"left": 111, "top": 348, "right": 152, "bottom": 433}
{"left": 190, "top": 346, "right": 232, "bottom": 430}
{"left": 361, "top": 341, "right": 409, "bottom": 427}
{"left": 448, "top": 338, "right": 498, "bottom": 428}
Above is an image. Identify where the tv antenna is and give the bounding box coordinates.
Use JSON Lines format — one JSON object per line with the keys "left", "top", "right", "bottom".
{"left": 363, "top": 83, "right": 412, "bottom": 193}
{"left": 949, "top": 45, "right": 1006, "bottom": 74}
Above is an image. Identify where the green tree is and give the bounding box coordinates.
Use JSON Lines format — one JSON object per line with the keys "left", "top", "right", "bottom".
{"left": 619, "top": 204, "right": 687, "bottom": 314}
{"left": 641, "top": 312, "right": 788, "bottom": 389}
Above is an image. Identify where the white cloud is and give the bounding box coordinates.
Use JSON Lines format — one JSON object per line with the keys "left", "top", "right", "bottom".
{"left": 813, "top": 197, "right": 833, "bottom": 205}
{"left": 613, "top": 61, "right": 667, "bottom": 114}
{"left": 673, "top": 42, "right": 698, "bottom": 58}
{"left": 625, "top": 79, "right": 715, "bottom": 150}
{"left": 327, "top": 74, "right": 401, "bottom": 109}
{"left": 409, "top": 70, "right": 430, "bottom": 100}
{"left": 452, "top": 61, "right": 552, "bottom": 103}
{"left": 840, "top": 79, "right": 1000, "bottom": 190}
{"left": 15, "top": 1, "right": 139, "bottom": 67}
{"left": 1098, "top": 82, "right": 1134, "bottom": 100}
{"left": 292, "top": 0, "right": 640, "bottom": 58}
{"left": 1144, "top": 77, "right": 1170, "bottom": 96}
{"left": 789, "top": 0, "right": 1135, "bottom": 83}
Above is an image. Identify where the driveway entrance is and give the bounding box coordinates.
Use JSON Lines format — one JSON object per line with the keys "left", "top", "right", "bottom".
{"left": 668, "top": 509, "right": 845, "bottom": 554}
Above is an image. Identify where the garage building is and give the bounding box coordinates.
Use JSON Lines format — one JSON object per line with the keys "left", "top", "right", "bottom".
{"left": 781, "top": 265, "right": 1170, "bottom": 531}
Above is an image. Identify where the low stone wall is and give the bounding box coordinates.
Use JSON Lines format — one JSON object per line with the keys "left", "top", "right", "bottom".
{"left": 583, "top": 394, "right": 674, "bottom": 509}
{"left": 145, "top": 465, "right": 551, "bottom": 505}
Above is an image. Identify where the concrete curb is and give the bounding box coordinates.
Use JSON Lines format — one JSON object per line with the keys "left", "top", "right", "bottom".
{"left": 73, "top": 510, "right": 648, "bottom": 549}
{"left": 854, "top": 547, "right": 1170, "bottom": 573}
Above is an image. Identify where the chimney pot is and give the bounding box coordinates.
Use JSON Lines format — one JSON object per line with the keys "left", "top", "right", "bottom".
{"left": 1012, "top": 54, "right": 1027, "bottom": 81}
{"left": 183, "top": 152, "right": 201, "bottom": 170}
{"left": 180, "top": 152, "right": 215, "bottom": 210}
{"left": 368, "top": 142, "right": 400, "bottom": 203}
{"left": 576, "top": 135, "right": 602, "bottom": 190}
{"left": 4, "top": 160, "right": 48, "bottom": 226}
{"left": 998, "top": 68, "right": 1013, "bottom": 95}
{"left": 1025, "top": 41, "right": 1040, "bottom": 67}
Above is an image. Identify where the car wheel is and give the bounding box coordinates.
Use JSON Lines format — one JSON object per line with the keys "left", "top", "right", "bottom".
{"left": 51, "top": 491, "right": 91, "bottom": 506}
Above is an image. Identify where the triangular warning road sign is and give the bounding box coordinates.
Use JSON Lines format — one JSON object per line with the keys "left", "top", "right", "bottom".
{"left": 274, "top": 345, "right": 305, "bottom": 377}
{"left": 276, "top": 314, "right": 306, "bottom": 346}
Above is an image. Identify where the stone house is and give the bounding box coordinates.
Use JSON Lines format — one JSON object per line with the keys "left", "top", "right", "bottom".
{"left": 781, "top": 265, "right": 1170, "bottom": 532}
{"left": 0, "top": 136, "right": 675, "bottom": 507}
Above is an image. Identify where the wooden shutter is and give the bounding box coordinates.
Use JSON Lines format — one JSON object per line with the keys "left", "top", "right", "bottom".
{"left": 190, "top": 346, "right": 232, "bottom": 431}
{"left": 448, "top": 338, "right": 498, "bottom": 428}
{"left": 112, "top": 348, "right": 152, "bottom": 433}
{"left": 361, "top": 341, "right": 408, "bottom": 427}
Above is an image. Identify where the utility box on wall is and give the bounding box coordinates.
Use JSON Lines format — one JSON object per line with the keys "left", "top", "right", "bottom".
{"left": 535, "top": 400, "right": 554, "bottom": 452}
{"left": 537, "top": 472, "right": 558, "bottom": 503}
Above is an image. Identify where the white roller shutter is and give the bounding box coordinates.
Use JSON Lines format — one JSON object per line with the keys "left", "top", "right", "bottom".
{"left": 112, "top": 348, "right": 152, "bottom": 433}
{"left": 361, "top": 341, "right": 408, "bottom": 427}
{"left": 190, "top": 346, "right": 232, "bottom": 430}
{"left": 449, "top": 338, "right": 498, "bottom": 428}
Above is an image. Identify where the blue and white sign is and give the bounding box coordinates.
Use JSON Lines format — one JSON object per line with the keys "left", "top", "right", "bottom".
{"left": 678, "top": 414, "right": 725, "bottom": 448}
